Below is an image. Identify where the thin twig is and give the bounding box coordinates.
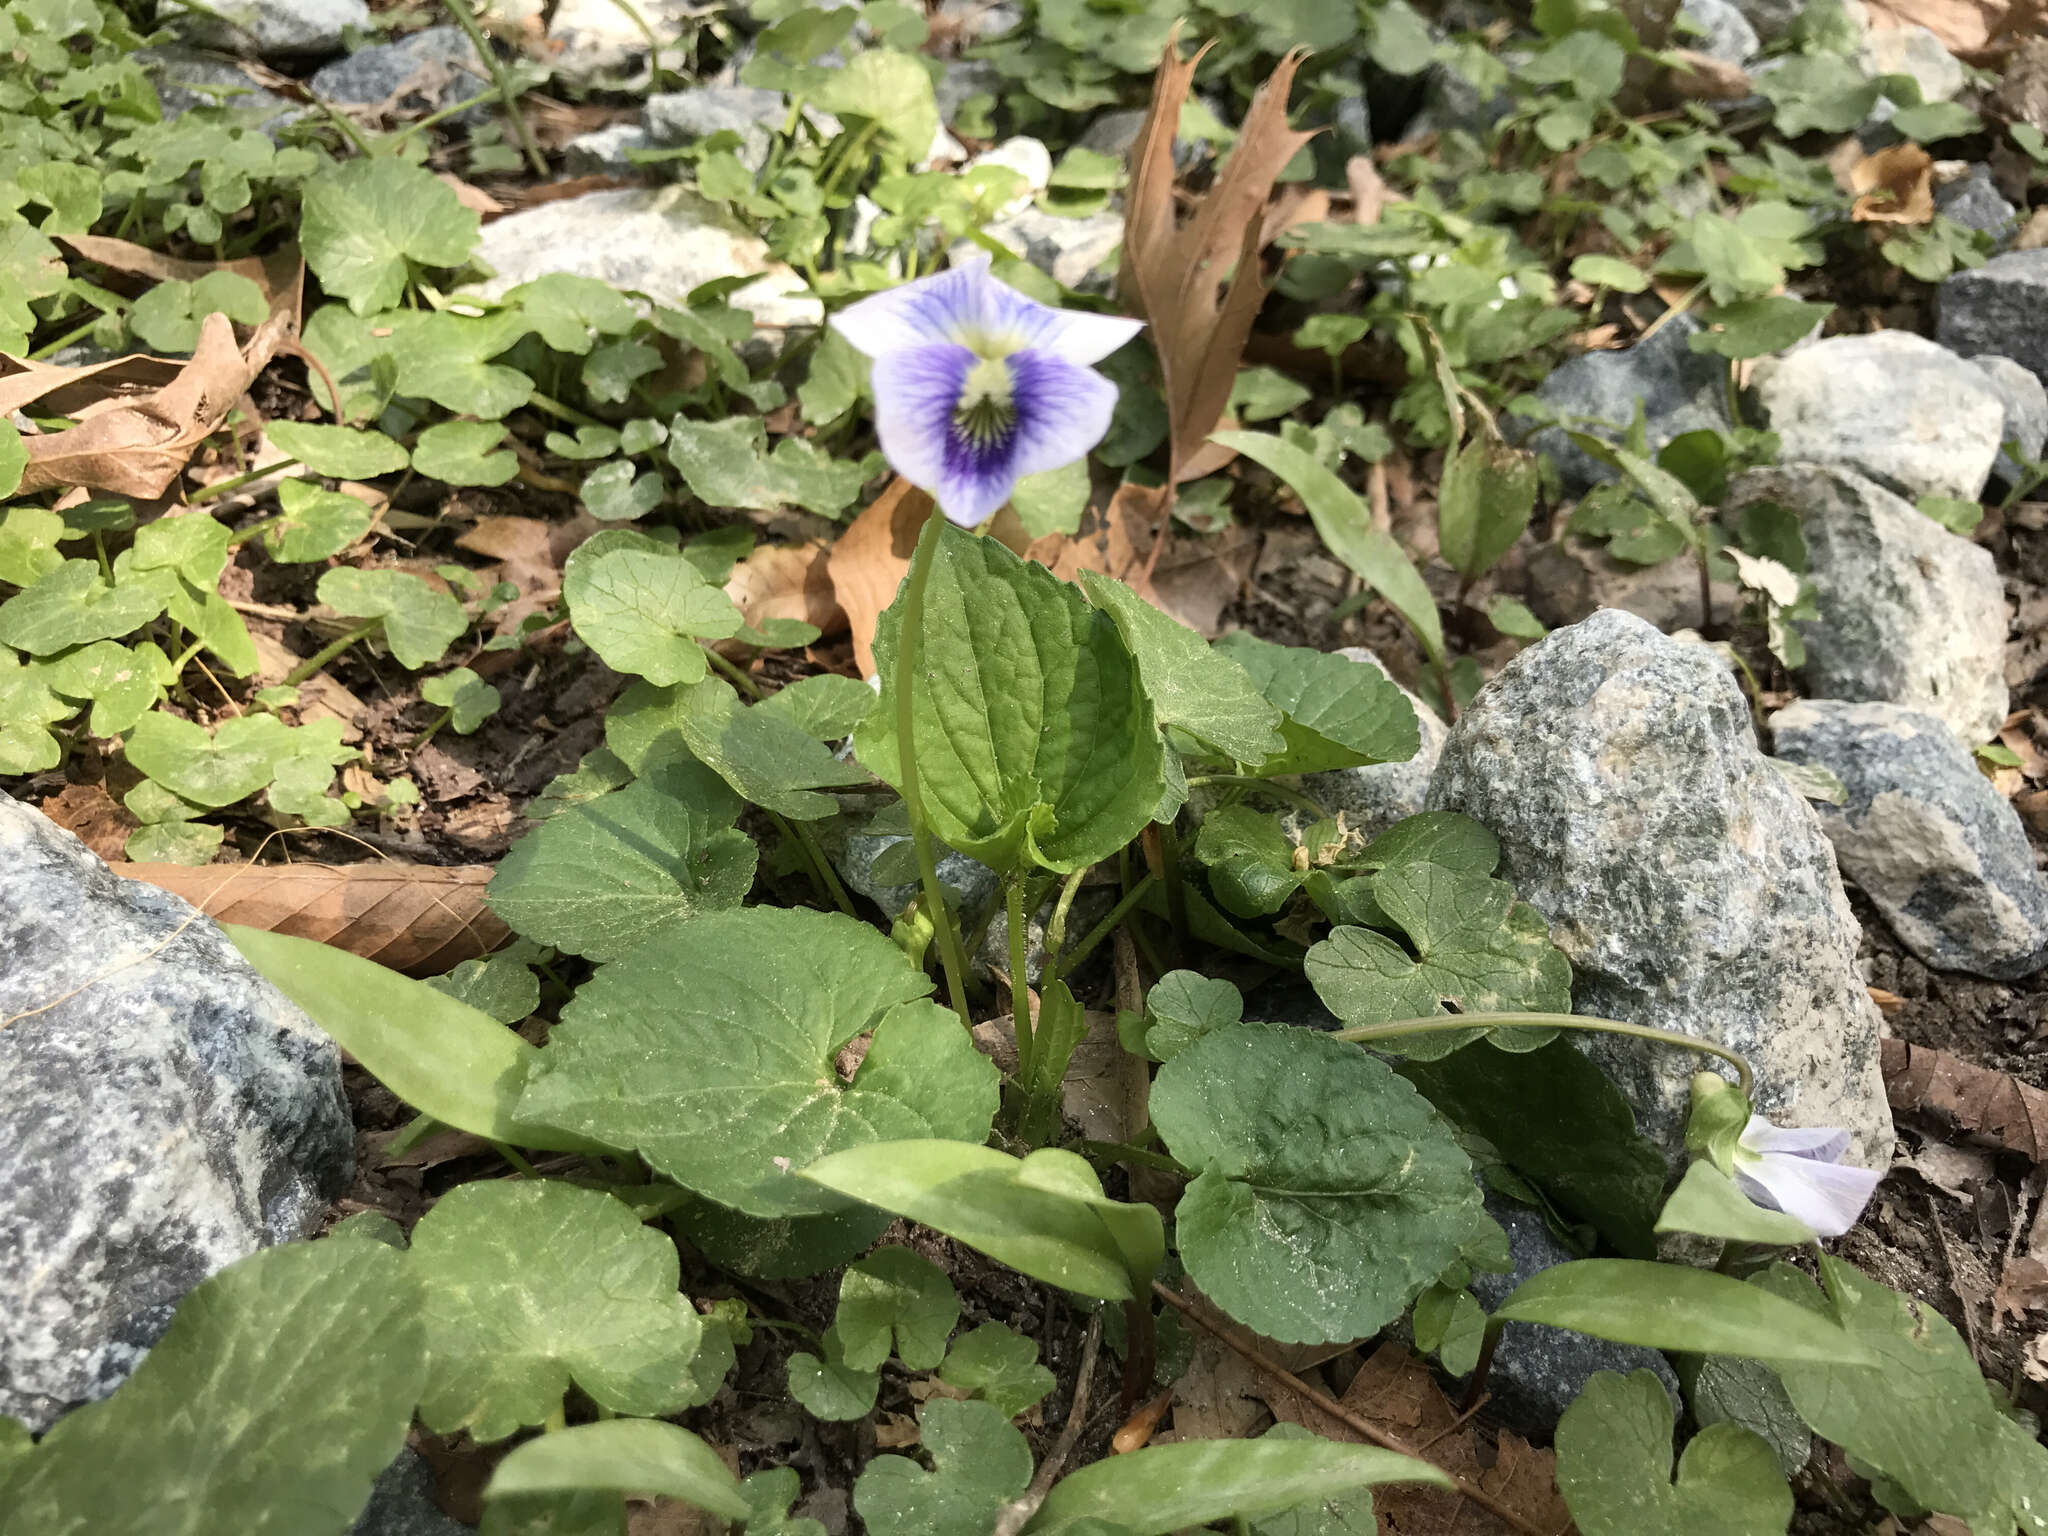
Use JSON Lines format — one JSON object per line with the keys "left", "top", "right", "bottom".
{"left": 992, "top": 1312, "right": 1104, "bottom": 1536}
{"left": 1151, "top": 1284, "right": 1554, "bottom": 1536}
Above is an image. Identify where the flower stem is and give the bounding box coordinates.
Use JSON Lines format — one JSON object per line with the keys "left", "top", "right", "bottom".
{"left": 1329, "top": 1011, "right": 1755, "bottom": 1096}
{"left": 1043, "top": 864, "right": 1088, "bottom": 977}
{"left": 896, "top": 511, "right": 973, "bottom": 1026}
{"left": 1008, "top": 878, "right": 1034, "bottom": 1082}
{"left": 189, "top": 458, "right": 299, "bottom": 504}
{"left": 1049, "top": 872, "right": 1156, "bottom": 985}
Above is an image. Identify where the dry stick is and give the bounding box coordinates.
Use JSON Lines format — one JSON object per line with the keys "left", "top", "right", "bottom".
{"left": 1150, "top": 1284, "right": 1555, "bottom": 1536}
{"left": 991, "top": 1312, "right": 1104, "bottom": 1536}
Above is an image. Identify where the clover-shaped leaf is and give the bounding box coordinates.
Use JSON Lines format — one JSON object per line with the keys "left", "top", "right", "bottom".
{"left": 418, "top": 670, "right": 498, "bottom": 737}
{"left": 667, "top": 416, "right": 872, "bottom": 519}
{"left": 562, "top": 533, "right": 742, "bottom": 685}
{"left": 124, "top": 712, "right": 323, "bottom": 807}
{"left": 0, "top": 224, "right": 64, "bottom": 353}
{"left": 1556, "top": 1370, "right": 1791, "bottom": 1536}
{"left": 412, "top": 420, "right": 518, "bottom": 487}
{"left": 580, "top": 458, "right": 665, "bottom": 521}
{"left": 939, "top": 1323, "right": 1053, "bottom": 1418}
{"left": 605, "top": 676, "right": 869, "bottom": 820}
{"left": 854, "top": 1399, "right": 1032, "bottom": 1536}
{"left": 316, "top": 567, "right": 466, "bottom": 670}
{"left": 45, "top": 639, "right": 174, "bottom": 737}
{"left": 486, "top": 756, "right": 756, "bottom": 961}
{"left": 127, "top": 271, "right": 268, "bottom": 353}
{"left": 1212, "top": 632, "right": 1419, "bottom": 775}
{"left": 300, "top": 158, "right": 481, "bottom": 315}
{"left": 788, "top": 1327, "right": 881, "bottom": 1422}
{"left": 516, "top": 907, "right": 996, "bottom": 1217}
{"left": 265, "top": 480, "right": 376, "bottom": 564}
{"left": 1151, "top": 1023, "right": 1488, "bottom": 1345}
{"left": 739, "top": 1468, "right": 828, "bottom": 1536}
{"left": 1305, "top": 863, "right": 1570, "bottom": 1058}
{"left": 265, "top": 422, "right": 409, "bottom": 479}
{"left": 0, "top": 560, "right": 167, "bottom": 655}
{"left": 411, "top": 1180, "right": 711, "bottom": 1443}
{"left": 836, "top": 1246, "right": 959, "bottom": 1372}
{"left": 0, "top": 505, "right": 64, "bottom": 586}
{"left": 504, "top": 273, "right": 643, "bottom": 354}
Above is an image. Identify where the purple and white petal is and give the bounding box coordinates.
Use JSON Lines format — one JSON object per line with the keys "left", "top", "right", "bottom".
{"left": 868, "top": 342, "right": 988, "bottom": 523}
{"left": 832, "top": 264, "right": 987, "bottom": 359}
{"left": 1734, "top": 1154, "right": 1882, "bottom": 1239}
{"left": 833, "top": 257, "right": 1143, "bottom": 365}
{"left": 1008, "top": 303, "right": 1145, "bottom": 366}
{"left": 1003, "top": 349, "right": 1121, "bottom": 480}
{"left": 1739, "top": 1118, "right": 1852, "bottom": 1162}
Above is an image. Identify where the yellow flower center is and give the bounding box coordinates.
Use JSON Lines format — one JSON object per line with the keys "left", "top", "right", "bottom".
{"left": 954, "top": 356, "right": 1015, "bottom": 446}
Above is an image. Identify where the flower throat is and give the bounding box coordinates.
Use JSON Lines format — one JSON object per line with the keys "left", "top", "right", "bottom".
{"left": 952, "top": 356, "right": 1016, "bottom": 447}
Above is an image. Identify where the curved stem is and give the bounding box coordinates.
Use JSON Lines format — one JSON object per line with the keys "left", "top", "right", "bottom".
{"left": 1329, "top": 1011, "right": 1754, "bottom": 1096}
{"left": 1183, "top": 773, "right": 1331, "bottom": 822}
{"left": 1043, "top": 864, "right": 1088, "bottom": 976}
{"left": 896, "top": 512, "right": 973, "bottom": 1026}
{"left": 1049, "top": 872, "right": 1156, "bottom": 986}
{"left": 282, "top": 620, "right": 380, "bottom": 688}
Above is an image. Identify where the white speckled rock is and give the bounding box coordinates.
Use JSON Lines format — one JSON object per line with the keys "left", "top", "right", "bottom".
{"left": 644, "top": 86, "right": 840, "bottom": 174}
{"left": 307, "top": 26, "right": 481, "bottom": 119}
{"left": 1524, "top": 315, "right": 1732, "bottom": 496}
{"left": 1862, "top": 23, "right": 1965, "bottom": 103}
{"left": 1299, "top": 648, "right": 1447, "bottom": 840}
{"left": 963, "top": 206, "right": 1125, "bottom": 294}
{"left": 1970, "top": 354, "right": 2048, "bottom": 490}
{"left": 165, "top": 0, "right": 367, "bottom": 58}
{"left": 546, "top": 0, "right": 706, "bottom": 78}
{"left": 1726, "top": 465, "right": 2008, "bottom": 743}
{"left": 0, "top": 795, "right": 352, "bottom": 1432}
{"left": 1770, "top": 700, "right": 2048, "bottom": 979}
{"left": 464, "top": 186, "right": 821, "bottom": 330}
{"left": 1749, "top": 332, "right": 2007, "bottom": 502}
{"left": 1425, "top": 610, "right": 1893, "bottom": 1170}
{"left": 966, "top": 137, "right": 1053, "bottom": 217}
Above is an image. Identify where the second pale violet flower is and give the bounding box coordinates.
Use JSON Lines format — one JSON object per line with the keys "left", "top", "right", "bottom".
{"left": 1730, "top": 1117, "right": 1883, "bottom": 1239}
{"left": 831, "top": 257, "right": 1144, "bottom": 527}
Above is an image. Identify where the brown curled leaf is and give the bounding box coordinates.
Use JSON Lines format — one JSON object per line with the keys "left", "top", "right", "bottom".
{"left": 1882, "top": 1037, "right": 2048, "bottom": 1162}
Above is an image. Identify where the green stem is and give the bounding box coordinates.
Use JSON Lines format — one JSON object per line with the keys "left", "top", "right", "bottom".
{"left": 384, "top": 84, "right": 502, "bottom": 147}
{"left": 308, "top": 93, "right": 379, "bottom": 158}
{"left": 1008, "top": 877, "right": 1035, "bottom": 1084}
{"left": 30, "top": 311, "right": 111, "bottom": 361}
{"left": 525, "top": 390, "right": 608, "bottom": 430}
{"left": 1330, "top": 1011, "right": 1755, "bottom": 1096}
{"left": 1049, "top": 872, "right": 1157, "bottom": 985}
{"left": 1183, "top": 773, "right": 1331, "bottom": 822}
{"left": 796, "top": 820, "right": 857, "bottom": 917}
{"left": 442, "top": 0, "right": 548, "bottom": 177}
{"left": 1074, "top": 1138, "right": 1185, "bottom": 1175}
{"left": 1155, "top": 819, "right": 1189, "bottom": 964}
{"left": 225, "top": 514, "right": 282, "bottom": 548}
{"left": 1043, "top": 865, "right": 1089, "bottom": 978}
{"left": 702, "top": 642, "right": 763, "bottom": 698}
{"left": 897, "top": 512, "right": 974, "bottom": 1026}
{"left": 283, "top": 620, "right": 380, "bottom": 688}
{"left": 603, "top": 0, "right": 670, "bottom": 87}
{"left": 410, "top": 707, "right": 454, "bottom": 755}
{"left": 189, "top": 458, "right": 299, "bottom": 504}
{"left": 489, "top": 1140, "right": 539, "bottom": 1177}
{"left": 817, "top": 121, "right": 879, "bottom": 204}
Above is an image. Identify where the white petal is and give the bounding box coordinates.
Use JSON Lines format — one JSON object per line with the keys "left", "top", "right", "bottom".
{"left": 1736, "top": 1153, "right": 1882, "bottom": 1239}
{"left": 831, "top": 262, "right": 992, "bottom": 358}
{"left": 1740, "top": 1117, "right": 1851, "bottom": 1161}
{"left": 868, "top": 342, "right": 975, "bottom": 516}
{"left": 1015, "top": 306, "right": 1145, "bottom": 366}
{"left": 1004, "top": 349, "right": 1120, "bottom": 480}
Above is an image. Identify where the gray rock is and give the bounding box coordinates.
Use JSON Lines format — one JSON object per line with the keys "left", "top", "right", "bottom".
{"left": 165, "top": 0, "right": 367, "bottom": 58}
{"left": 1468, "top": 1187, "right": 1682, "bottom": 1440}
{"left": 935, "top": 58, "right": 1004, "bottom": 126}
{"left": 1936, "top": 166, "right": 2020, "bottom": 247}
{"left": 0, "top": 795, "right": 353, "bottom": 1432}
{"left": 307, "top": 26, "right": 481, "bottom": 119}
{"left": 969, "top": 206, "right": 1125, "bottom": 295}
{"left": 1300, "top": 648, "right": 1448, "bottom": 840}
{"left": 546, "top": 0, "right": 705, "bottom": 79}
{"left": 1749, "top": 331, "right": 2007, "bottom": 502}
{"left": 1522, "top": 538, "right": 1740, "bottom": 634}
{"left": 138, "top": 47, "right": 300, "bottom": 130}
{"left": 351, "top": 1450, "right": 467, "bottom": 1536}
{"left": 1077, "top": 109, "right": 1150, "bottom": 160}
{"left": 837, "top": 836, "right": 999, "bottom": 926}
{"left": 1727, "top": 465, "right": 2008, "bottom": 743}
{"left": 644, "top": 85, "right": 838, "bottom": 175}
{"left": 1969, "top": 354, "right": 2048, "bottom": 490}
{"left": 967, "top": 136, "right": 1053, "bottom": 214}
{"left": 1939, "top": 249, "right": 2048, "bottom": 387}
{"left": 563, "top": 122, "right": 657, "bottom": 178}
{"left": 1730, "top": 0, "right": 1804, "bottom": 41}
{"left": 1770, "top": 701, "right": 2048, "bottom": 979}
{"left": 1862, "top": 22, "right": 1965, "bottom": 103}
{"left": 1679, "top": 0, "right": 1761, "bottom": 63}
{"left": 464, "top": 186, "right": 821, "bottom": 330}
{"left": 1425, "top": 610, "right": 1895, "bottom": 1169}
{"left": 1523, "top": 314, "right": 1731, "bottom": 496}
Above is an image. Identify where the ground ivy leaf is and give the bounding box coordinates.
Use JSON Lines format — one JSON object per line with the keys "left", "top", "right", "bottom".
{"left": 855, "top": 1399, "right": 1033, "bottom": 1536}
{"left": 412, "top": 420, "right": 518, "bottom": 487}
{"left": 1140, "top": 969, "right": 1244, "bottom": 1064}
{"left": 799, "top": 326, "right": 865, "bottom": 425}
{"left": 128, "top": 271, "right": 268, "bottom": 354}
{"left": 0, "top": 505, "right": 64, "bottom": 586}
{"left": 0, "top": 559, "right": 167, "bottom": 655}
{"left": 855, "top": 523, "right": 1165, "bottom": 875}
{"left": 1760, "top": 1257, "right": 2047, "bottom": 1531}
{"left": 411, "top": 1180, "right": 709, "bottom": 1443}
{"left": 0, "top": 1240, "right": 422, "bottom": 1536}
{"left": 1556, "top": 1370, "right": 1792, "bottom": 1536}
{"left": 741, "top": 1467, "right": 828, "bottom": 1536}
{"left": 1151, "top": 1023, "right": 1487, "bottom": 1344}
{"left": 125, "top": 712, "right": 304, "bottom": 806}
{"left": 483, "top": 1419, "right": 747, "bottom": 1521}
{"left": 562, "top": 533, "right": 742, "bottom": 685}
{"left": 516, "top": 907, "right": 993, "bottom": 1217}
{"left": 1212, "top": 632, "right": 1419, "bottom": 775}
{"left": 427, "top": 942, "right": 542, "bottom": 1025}
{"left": 1079, "top": 572, "right": 1285, "bottom": 764}
{"left": 1192, "top": 804, "right": 1318, "bottom": 919}
{"left": 1350, "top": 811, "right": 1499, "bottom": 875}
{"left": 265, "top": 422, "right": 409, "bottom": 478}
{"left": 836, "top": 1246, "right": 959, "bottom": 1372}
{"left": 1305, "top": 864, "right": 1570, "bottom": 1056}
{"left": 580, "top": 459, "right": 665, "bottom": 521}
{"left": 668, "top": 416, "right": 870, "bottom": 518}
{"left": 504, "top": 273, "right": 643, "bottom": 354}
{"left": 421, "top": 666, "right": 501, "bottom": 733}
{"left": 605, "top": 676, "right": 869, "bottom": 820}
{"left": 0, "top": 224, "right": 64, "bottom": 353}
{"left": 810, "top": 47, "right": 940, "bottom": 163}
{"left": 487, "top": 757, "right": 755, "bottom": 961}
{"left": 1687, "top": 1354, "right": 1812, "bottom": 1480}
{"left": 1011, "top": 457, "right": 1091, "bottom": 539}
{"left": 45, "top": 639, "right": 173, "bottom": 736}
{"left": 266, "top": 480, "right": 376, "bottom": 563}
{"left": 300, "top": 157, "right": 481, "bottom": 315}
{"left": 0, "top": 652, "right": 68, "bottom": 772}
{"left": 1688, "top": 297, "right": 1832, "bottom": 360}
{"left": 757, "top": 672, "right": 878, "bottom": 740}
{"left": 788, "top": 1328, "right": 882, "bottom": 1421}
{"left": 132, "top": 512, "right": 232, "bottom": 589}
{"left": 316, "top": 567, "right": 466, "bottom": 669}
{"left": 939, "top": 1322, "right": 1053, "bottom": 1418}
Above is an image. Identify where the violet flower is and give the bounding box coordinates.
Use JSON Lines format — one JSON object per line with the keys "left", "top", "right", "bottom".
{"left": 1731, "top": 1117, "right": 1883, "bottom": 1239}
{"left": 831, "top": 257, "right": 1144, "bottom": 527}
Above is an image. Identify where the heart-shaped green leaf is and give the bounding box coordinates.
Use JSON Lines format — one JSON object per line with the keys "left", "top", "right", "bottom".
{"left": 126, "top": 712, "right": 334, "bottom": 807}
{"left": 316, "top": 567, "right": 466, "bottom": 669}
{"left": 668, "top": 416, "right": 872, "bottom": 519}
{"left": 1212, "top": 632, "right": 1419, "bottom": 776}
{"left": 1151, "top": 1023, "right": 1488, "bottom": 1344}
{"left": 562, "top": 532, "right": 742, "bottom": 685}
{"left": 128, "top": 271, "right": 268, "bottom": 353}
{"left": 486, "top": 756, "right": 755, "bottom": 960}
{"left": 411, "top": 420, "right": 517, "bottom": 487}
{"left": 300, "top": 157, "right": 481, "bottom": 315}
{"left": 504, "top": 273, "right": 644, "bottom": 354}
{"left": 855, "top": 523, "right": 1166, "bottom": 875}
{"left": 411, "top": 1180, "right": 712, "bottom": 1443}
{"left": 44, "top": 639, "right": 173, "bottom": 736}
{"left": 517, "top": 907, "right": 994, "bottom": 1216}
{"left": 605, "top": 676, "right": 869, "bottom": 820}
{"left": 938, "top": 1323, "right": 1053, "bottom": 1418}
{"left": 0, "top": 560, "right": 167, "bottom": 655}
{"left": 855, "top": 1399, "right": 1032, "bottom": 1536}
{"left": 756, "top": 673, "right": 878, "bottom": 740}
{"left": 835, "top": 1246, "right": 959, "bottom": 1372}
{"left": 266, "top": 480, "right": 376, "bottom": 563}
{"left": 264, "top": 422, "right": 409, "bottom": 478}
{"left": 0, "top": 652, "right": 72, "bottom": 772}
{"left": 580, "top": 458, "right": 666, "bottom": 521}
{"left": 420, "top": 666, "right": 501, "bottom": 733}
{"left": 1437, "top": 437, "right": 1538, "bottom": 581}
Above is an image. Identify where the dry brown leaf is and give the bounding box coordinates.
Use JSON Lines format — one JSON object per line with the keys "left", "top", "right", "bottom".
{"left": 1346, "top": 154, "right": 1393, "bottom": 226}
{"left": 1121, "top": 36, "right": 1315, "bottom": 480}
{"left": 1667, "top": 47, "right": 1754, "bottom": 100}
{"left": 1850, "top": 143, "right": 1936, "bottom": 225}
{"left": 250, "top": 632, "right": 369, "bottom": 739}
{"left": 1027, "top": 485, "right": 1154, "bottom": 585}
{"left": 724, "top": 539, "right": 847, "bottom": 639}
{"left": 456, "top": 512, "right": 599, "bottom": 630}
{"left": 827, "top": 477, "right": 936, "bottom": 676}
{"left": 435, "top": 172, "right": 505, "bottom": 215}
{"left": 58, "top": 236, "right": 302, "bottom": 320}
{"left": 1162, "top": 1334, "right": 1272, "bottom": 1442}
{"left": 110, "top": 861, "right": 509, "bottom": 975}
{"left": 39, "top": 783, "right": 138, "bottom": 863}
{"left": 1995, "top": 1257, "right": 2048, "bottom": 1324}
{"left": 1868, "top": 984, "right": 1907, "bottom": 1016}
{"left": 0, "top": 351, "right": 187, "bottom": 419}
{"left": 1864, "top": 0, "right": 2011, "bottom": 57}
{"left": 1988, "top": 34, "right": 2048, "bottom": 132}
{"left": 1883, "top": 1037, "right": 2048, "bottom": 1161}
